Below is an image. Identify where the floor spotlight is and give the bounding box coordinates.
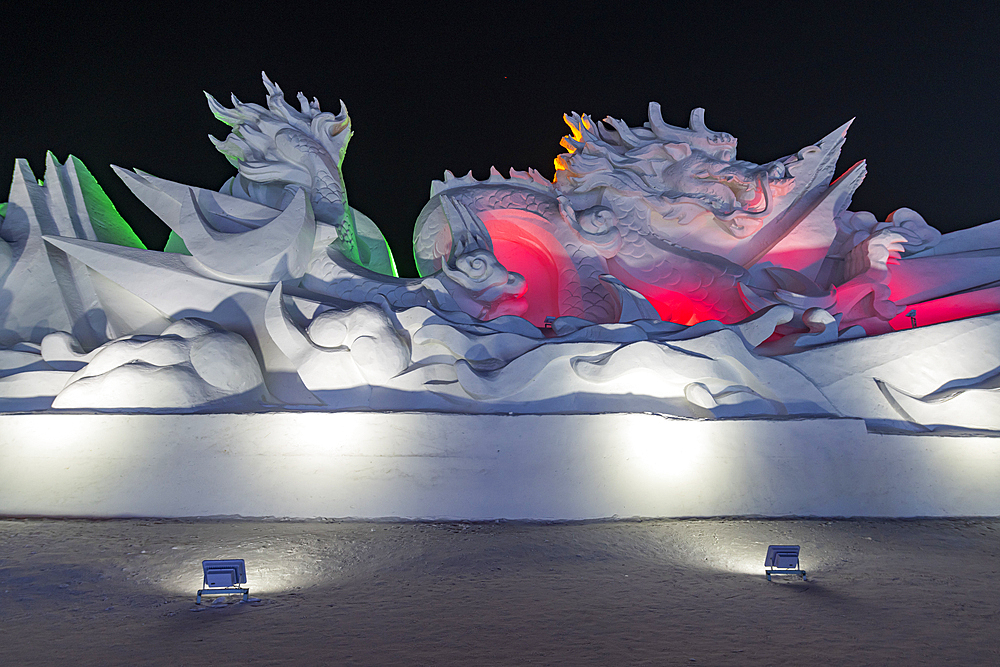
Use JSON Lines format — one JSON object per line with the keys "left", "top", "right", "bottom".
{"left": 764, "top": 545, "right": 806, "bottom": 581}
{"left": 196, "top": 559, "right": 249, "bottom": 604}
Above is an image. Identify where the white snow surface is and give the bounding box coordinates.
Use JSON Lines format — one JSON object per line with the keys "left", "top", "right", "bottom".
{"left": 1, "top": 517, "right": 997, "bottom": 665}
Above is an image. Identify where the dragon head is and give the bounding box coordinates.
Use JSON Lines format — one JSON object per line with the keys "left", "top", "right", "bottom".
{"left": 206, "top": 73, "right": 361, "bottom": 262}
{"left": 554, "top": 104, "right": 794, "bottom": 240}
{"left": 436, "top": 196, "right": 528, "bottom": 319}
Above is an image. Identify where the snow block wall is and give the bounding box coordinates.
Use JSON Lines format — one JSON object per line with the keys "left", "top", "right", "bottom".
{"left": 2, "top": 412, "right": 998, "bottom": 519}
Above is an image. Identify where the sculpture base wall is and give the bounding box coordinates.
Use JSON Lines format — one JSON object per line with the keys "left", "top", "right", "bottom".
{"left": 1, "top": 412, "right": 998, "bottom": 519}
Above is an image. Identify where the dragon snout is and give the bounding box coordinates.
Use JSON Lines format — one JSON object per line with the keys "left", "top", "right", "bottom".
{"left": 505, "top": 271, "right": 527, "bottom": 298}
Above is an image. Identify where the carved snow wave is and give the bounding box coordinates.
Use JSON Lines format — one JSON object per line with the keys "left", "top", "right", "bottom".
{"left": 0, "top": 297, "right": 832, "bottom": 418}
{"left": 261, "top": 284, "right": 835, "bottom": 418}
{"left": 0, "top": 320, "right": 271, "bottom": 412}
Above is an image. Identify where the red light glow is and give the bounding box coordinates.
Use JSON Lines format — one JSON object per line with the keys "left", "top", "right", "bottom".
{"left": 480, "top": 210, "right": 575, "bottom": 327}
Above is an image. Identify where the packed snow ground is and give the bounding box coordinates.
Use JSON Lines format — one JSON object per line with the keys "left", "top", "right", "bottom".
{"left": 1, "top": 518, "right": 998, "bottom": 665}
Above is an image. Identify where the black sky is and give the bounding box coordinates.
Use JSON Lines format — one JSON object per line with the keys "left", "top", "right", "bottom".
{"left": 3, "top": 3, "right": 1000, "bottom": 277}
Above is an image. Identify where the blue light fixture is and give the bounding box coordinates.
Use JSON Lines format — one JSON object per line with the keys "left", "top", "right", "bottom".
{"left": 764, "top": 545, "right": 806, "bottom": 581}
{"left": 196, "top": 559, "right": 249, "bottom": 603}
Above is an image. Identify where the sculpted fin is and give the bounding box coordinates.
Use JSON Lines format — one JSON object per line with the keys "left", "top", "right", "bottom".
{"left": 598, "top": 274, "right": 660, "bottom": 323}
{"left": 264, "top": 282, "right": 314, "bottom": 366}
{"left": 730, "top": 119, "right": 859, "bottom": 268}
{"left": 789, "top": 117, "right": 855, "bottom": 190}
{"left": 440, "top": 195, "right": 493, "bottom": 255}
{"left": 114, "top": 167, "right": 317, "bottom": 283}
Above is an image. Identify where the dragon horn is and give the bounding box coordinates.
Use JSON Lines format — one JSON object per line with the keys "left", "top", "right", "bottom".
{"left": 646, "top": 102, "right": 676, "bottom": 140}
{"left": 689, "top": 108, "right": 709, "bottom": 134}
{"left": 603, "top": 116, "right": 645, "bottom": 148}
{"left": 261, "top": 71, "right": 279, "bottom": 97}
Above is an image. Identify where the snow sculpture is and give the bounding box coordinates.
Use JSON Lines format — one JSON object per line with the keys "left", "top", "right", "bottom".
{"left": 51, "top": 318, "right": 270, "bottom": 410}
{"left": 0, "top": 319, "right": 269, "bottom": 411}
{"left": 412, "top": 106, "right": 956, "bottom": 335}
{"left": 265, "top": 283, "right": 411, "bottom": 397}
{"left": 303, "top": 196, "right": 527, "bottom": 319}
{"left": 1, "top": 73, "right": 999, "bottom": 433}
{"left": 207, "top": 77, "right": 361, "bottom": 266}
{"left": 0, "top": 155, "right": 147, "bottom": 350}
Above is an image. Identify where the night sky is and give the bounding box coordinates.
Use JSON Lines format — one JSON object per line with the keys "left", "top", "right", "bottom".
{"left": 4, "top": 4, "right": 1000, "bottom": 277}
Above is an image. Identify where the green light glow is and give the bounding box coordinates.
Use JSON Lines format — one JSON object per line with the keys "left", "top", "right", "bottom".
{"left": 69, "top": 156, "right": 146, "bottom": 250}
{"left": 384, "top": 238, "right": 399, "bottom": 278}
{"left": 163, "top": 231, "right": 191, "bottom": 255}
{"left": 353, "top": 208, "right": 398, "bottom": 277}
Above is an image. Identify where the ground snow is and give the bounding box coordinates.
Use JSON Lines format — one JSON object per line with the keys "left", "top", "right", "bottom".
{"left": 1, "top": 518, "right": 998, "bottom": 665}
